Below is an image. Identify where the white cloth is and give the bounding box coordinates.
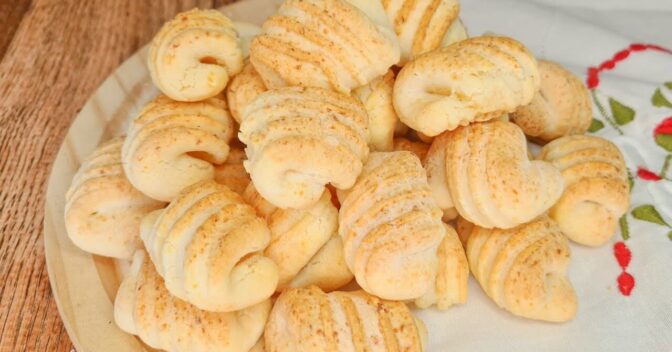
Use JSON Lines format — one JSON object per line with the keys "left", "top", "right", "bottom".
{"left": 418, "top": 1, "right": 672, "bottom": 351}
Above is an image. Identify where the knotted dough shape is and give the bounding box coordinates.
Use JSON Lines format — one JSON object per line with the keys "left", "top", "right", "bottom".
{"left": 114, "top": 251, "right": 270, "bottom": 352}
{"left": 239, "top": 87, "right": 369, "bottom": 209}
{"left": 122, "top": 94, "right": 234, "bottom": 202}
{"left": 64, "top": 137, "right": 164, "bottom": 258}
{"left": 264, "top": 286, "right": 427, "bottom": 352}
{"left": 148, "top": 9, "right": 244, "bottom": 102}
{"left": 244, "top": 184, "right": 352, "bottom": 292}
{"left": 140, "top": 180, "right": 278, "bottom": 312}
{"left": 511, "top": 60, "right": 592, "bottom": 142}
{"left": 425, "top": 120, "right": 564, "bottom": 229}
{"left": 538, "top": 135, "right": 629, "bottom": 246}
{"left": 466, "top": 216, "right": 578, "bottom": 322}
{"left": 249, "top": 0, "right": 400, "bottom": 94}
{"left": 394, "top": 36, "right": 540, "bottom": 136}
{"left": 339, "top": 151, "right": 468, "bottom": 309}
{"left": 382, "top": 0, "right": 465, "bottom": 63}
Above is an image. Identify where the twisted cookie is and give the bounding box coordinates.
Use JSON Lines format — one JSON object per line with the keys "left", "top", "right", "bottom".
{"left": 249, "top": 0, "right": 400, "bottom": 93}
{"left": 352, "top": 70, "right": 399, "bottom": 151}
{"left": 114, "top": 251, "right": 270, "bottom": 352}
{"left": 339, "top": 151, "right": 468, "bottom": 308}
{"left": 226, "top": 61, "right": 267, "bottom": 124}
{"left": 148, "top": 9, "right": 243, "bottom": 102}
{"left": 394, "top": 36, "right": 540, "bottom": 136}
{"left": 141, "top": 180, "right": 278, "bottom": 312}
{"left": 466, "top": 216, "right": 577, "bottom": 322}
{"left": 64, "top": 137, "right": 164, "bottom": 258}
{"left": 239, "top": 87, "right": 369, "bottom": 209}
{"left": 244, "top": 184, "right": 352, "bottom": 292}
{"left": 265, "top": 286, "right": 427, "bottom": 352}
{"left": 382, "top": 0, "right": 464, "bottom": 63}
{"left": 122, "top": 94, "right": 234, "bottom": 201}
{"left": 512, "top": 60, "right": 592, "bottom": 142}
{"left": 426, "top": 120, "right": 564, "bottom": 229}
{"left": 539, "top": 135, "right": 629, "bottom": 246}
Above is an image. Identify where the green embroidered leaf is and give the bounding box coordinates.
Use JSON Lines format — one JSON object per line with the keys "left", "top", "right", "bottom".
{"left": 665, "top": 82, "right": 672, "bottom": 90}
{"left": 652, "top": 88, "right": 672, "bottom": 108}
{"left": 619, "top": 216, "right": 630, "bottom": 241}
{"left": 626, "top": 168, "right": 634, "bottom": 192}
{"left": 655, "top": 134, "right": 672, "bottom": 152}
{"left": 588, "top": 118, "right": 605, "bottom": 133}
{"left": 668, "top": 230, "right": 672, "bottom": 241}
{"left": 631, "top": 205, "right": 669, "bottom": 226}
{"left": 609, "top": 98, "right": 635, "bottom": 125}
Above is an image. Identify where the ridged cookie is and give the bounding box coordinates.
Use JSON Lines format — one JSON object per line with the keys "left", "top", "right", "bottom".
{"left": 352, "top": 70, "right": 399, "bottom": 151}
{"left": 244, "top": 184, "right": 353, "bottom": 292}
{"left": 339, "top": 151, "right": 468, "bottom": 309}
{"left": 539, "top": 135, "right": 629, "bottom": 246}
{"left": 148, "top": 9, "right": 243, "bottom": 102}
{"left": 511, "top": 60, "right": 592, "bottom": 142}
{"left": 426, "top": 120, "right": 564, "bottom": 229}
{"left": 382, "top": 0, "right": 464, "bottom": 63}
{"left": 122, "top": 94, "right": 234, "bottom": 201}
{"left": 394, "top": 36, "right": 540, "bottom": 136}
{"left": 249, "top": 0, "right": 400, "bottom": 93}
{"left": 141, "top": 180, "right": 278, "bottom": 312}
{"left": 239, "top": 87, "right": 369, "bottom": 209}
{"left": 64, "top": 137, "right": 164, "bottom": 258}
{"left": 466, "top": 216, "right": 577, "bottom": 322}
{"left": 214, "top": 146, "right": 251, "bottom": 195}
{"left": 265, "top": 286, "right": 427, "bottom": 352}
{"left": 114, "top": 251, "right": 270, "bottom": 352}
{"left": 226, "top": 61, "right": 267, "bottom": 124}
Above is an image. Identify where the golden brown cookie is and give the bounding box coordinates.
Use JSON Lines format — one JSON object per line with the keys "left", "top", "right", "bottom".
{"left": 394, "top": 36, "right": 539, "bottom": 136}
{"left": 538, "top": 135, "right": 629, "bottom": 246}
{"left": 64, "top": 137, "right": 164, "bottom": 258}
{"left": 148, "top": 9, "right": 243, "bottom": 101}
{"left": 511, "top": 60, "right": 592, "bottom": 142}
{"left": 264, "top": 286, "right": 427, "bottom": 352}
{"left": 466, "top": 216, "right": 577, "bottom": 322}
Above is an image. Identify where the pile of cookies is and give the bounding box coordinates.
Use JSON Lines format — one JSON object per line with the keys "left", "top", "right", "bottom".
{"left": 64, "top": 1, "right": 630, "bottom": 351}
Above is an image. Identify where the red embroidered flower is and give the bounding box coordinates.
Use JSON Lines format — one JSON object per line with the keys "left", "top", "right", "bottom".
{"left": 654, "top": 117, "right": 672, "bottom": 152}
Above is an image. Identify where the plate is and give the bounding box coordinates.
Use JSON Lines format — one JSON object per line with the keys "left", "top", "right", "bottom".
{"left": 45, "top": 0, "right": 672, "bottom": 351}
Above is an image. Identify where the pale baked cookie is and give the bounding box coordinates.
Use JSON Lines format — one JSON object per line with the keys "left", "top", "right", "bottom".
{"left": 382, "top": 0, "right": 465, "bottom": 63}
{"left": 148, "top": 9, "right": 244, "bottom": 102}
{"left": 226, "top": 61, "right": 267, "bottom": 124}
{"left": 214, "top": 146, "right": 251, "bottom": 195}
{"left": 426, "top": 120, "right": 564, "bottom": 229}
{"left": 249, "top": 0, "right": 400, "bottom": 94}
{"left": 64, "top": 137, "right": 164, "bottom": 259}
{"left": 538, "top": 135, "right": 629, "bottom": 246}
{"left": 244, "top": 184, "right": 353, "bottom": 292}
{"left": 339, "top": 151, "right": 468, "bottom": 309}
{"left": 352, "top": 70, "right": 399, "bottom": 151}
{"left": 114, "top": 251, "right": 270, "bottom": 352}
{"left": 511, "top": 60, "right": 592, "bottom": 142}
{"left": 140, "top": 180, "right": 278, "bottom": 312}
{"left": 234, "top": 22, "right": 262, "bottom": 58}
{"left": 239, "top": 87, "right": 369, "bottom": 209}
{"left": 394, "top": 36, "right": 540, "bottom": 136}
{"left": 466, "top": 216, "right": 578, "bottom": 322}
{"left": 122, "top": 94, "right": 234, "bottom": 202}
{"left": 393, "top": 137, "right": 430, "bottom": 161}
{"left": 264, "top": 286, "right": 427, "bottom": 352}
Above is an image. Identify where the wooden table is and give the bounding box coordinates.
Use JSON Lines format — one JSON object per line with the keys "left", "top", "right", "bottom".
{"left": 0, "top": 1, "right": 238, "bottom": 350}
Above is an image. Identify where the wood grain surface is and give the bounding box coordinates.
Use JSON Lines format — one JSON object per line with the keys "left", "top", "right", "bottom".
{"left": 0, "top": 1, "right": 239, "bottom": 350}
